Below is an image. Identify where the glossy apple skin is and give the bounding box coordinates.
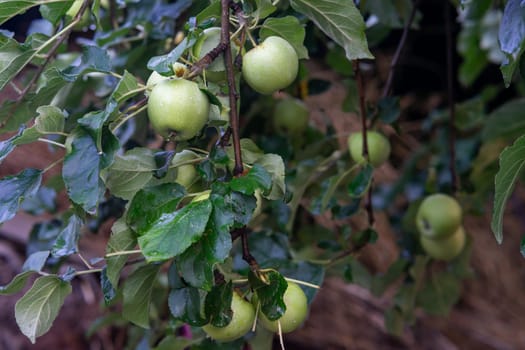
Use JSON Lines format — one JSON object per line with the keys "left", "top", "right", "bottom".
{"left": 242, "top": 36, "right": 299, "bottom": 95}
{"left": 202, "top": 292, "right": 255, "bottom": 342}
{"left": 147, "top": 79, "right": 210, "bottom": 141}
{"left": 416, "top": 193, "right": 462, "bottom": 239}
{"left": 255, "top": 282, "right": 308, "bottom": 334}
{"left": 347, "top": 131, "right": 391, "bottom": 167}
{"left": 273, "top": 98, "right": 309, "bottom": 133}
{"left": 420, "top": 226, "right": 466, "bottom": 261}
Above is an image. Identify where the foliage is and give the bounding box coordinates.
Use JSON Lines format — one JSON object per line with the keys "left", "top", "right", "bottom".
{"left": 0, "top": 0, "right": 524, "bottom": 348}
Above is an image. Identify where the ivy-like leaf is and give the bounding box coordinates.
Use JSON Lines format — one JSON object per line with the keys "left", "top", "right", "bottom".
{"left": 0, "top": 168, "right": 42, "bottom": 224}
{"left": 63, "top": 126, "right": 102, "bottom": 215}
{"left": 289, "top": 0, "right": 373, "bottom": 60}
{"left": 259, "top": 16, "right": 308, "bottom": 59}
{"left": 122, "top": 264, "right": 160, "bottom": 328}
{"left": 138, "top": 200, "right": 213, "bottom": 262}
{"left": 127, "top": 183, "right": 186, "bottom": 235}
{"left": 15, "top": 275, "right": 72, "bottom": 343}
{"left": 491, "top": 134, "right": 525, "bottom": 243}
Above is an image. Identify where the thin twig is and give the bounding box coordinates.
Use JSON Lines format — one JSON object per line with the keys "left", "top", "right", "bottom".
{"left": 221, "top": 0, "right": 243, "bottom": 176}
{"left": 186, "top": 43, "right": 228, "bottom": 79}
{"left": 241, "top": 228, "right": 259, "bottom": 271}
{"left": 353, "top": 60, "right": 375, "bottom": 227}
{"left": 381, "top": 0, "right": 420, "bottom": 98}
{"left": 445, "top": 2, "right": 458, "bottom": 193}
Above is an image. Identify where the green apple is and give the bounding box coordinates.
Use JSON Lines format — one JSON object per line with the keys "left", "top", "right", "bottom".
{"left": 147, "top": 78, "right": 210, "bottom": 140}
{"left": 416, "top": 193, "right": 462, "bottom": 239}
{"left": 146, "top": 63, "right": 188, "bottom": 96}
{"left": 202, "top": 292, "right": 255, "bottom": 342}
{"left": 420, "top": 225, "right": 466, "bottom": 261}
{"left": 192, "top": 27, "right": 240, "bottom": 82}
{"left": 242, "top": 36, "right": 299, "bottom": 95}
{"left": 254, "top": 281, "right": 308, "bottom": 334}
{"left": 273, "top": 98, "right": 309, "bottom": 134}
{"left": 348, "top": 131, "right": 391, "bottom": 167}
{"left": 172, "top": 150, "right": 199, "bottom": 188}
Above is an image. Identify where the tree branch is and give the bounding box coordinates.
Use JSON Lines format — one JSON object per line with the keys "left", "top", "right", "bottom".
{"left": 221, "top": 0, "right": 243, "bottom": 176}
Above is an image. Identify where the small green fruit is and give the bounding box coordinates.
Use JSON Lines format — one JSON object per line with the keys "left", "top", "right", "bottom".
{"left": 66, "top": 0, "right": 91, "bottom": 29}
{"left": 255, "top": 281, "right": 308, "bottom": 334}
{"left": 147, "top": 78, "right": 210, "bottom": 140}
{"left": 420, "top": 225, "right": 466, "bottom": 261}
{"left": 242, "top": 36, "right": 299, "bottom": 95}
{"left": 273, "top": 98, "right": 309, "bottom": 134}
{"left": 347, "top": 131, "right": 391, "bottom": 167}
{"left": 202, "top": 292, "right": 255, "bottom": 342}
{"left": 173, "top": 150, "right": 199, "bottom": 188}
{"left": 416, "top": 193, "right": 462, "bottom": 239}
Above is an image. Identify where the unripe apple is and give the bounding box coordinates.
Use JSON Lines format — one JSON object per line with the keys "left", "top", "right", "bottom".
{"left": 254, "top": 281, "right": 308, "bottom": 333}
{"left": 273, "top": 98, "right": 309, "bottom": 134}
{"left": 173, "top": 150, "right": 199, "bottom": 188}
{"left": 347, "top": 131, "right": 391, "bottom": 167}
{"left": 420, "top": 225, "right": 466, "bottom": 261}
{"left": 146, "top": 63, "right": 188, "bottom": 96}
{"left": 242, "top": 36, "right": 299, "bottom": 94}
{"left": 192, "top": 27, "right": 240, "bottom": 82}
{"left": 202, "top": 292, "right": 255, "bottom": 342}
{"left": 416, "top": 193, "right": 462, "bottom": 239}
{"left": 147, "top": 78, "right": 210, "bottom": 140}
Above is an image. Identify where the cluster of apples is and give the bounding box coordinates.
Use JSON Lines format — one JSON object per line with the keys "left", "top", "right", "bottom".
{"left": 416, "top": 194, "right": 466, "bottom": 261}
{"left": 202, "top": 281, "right": 309, "bottom": 342}
{"left": 146, "top": 29, "right": 299, "bottom": 141}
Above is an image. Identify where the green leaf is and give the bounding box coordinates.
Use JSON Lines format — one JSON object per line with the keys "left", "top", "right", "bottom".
{"left": 229, "top": 163, "right": 272, "bottom": 195}
{"left": 100, "top": 267, "right": 116, "bottom": 305}
{"left": 289, "top": 0, "right": 373, "bottom": 60}
{"left": 0, "top": 168, "right": 42, "bottom": 224}
{"left": 147, "top": 35, "right": 197, "bottom": 75}
{"left": 491, "top": 134, "right": 525, "bottom": 243}
{"left": 0, "top": 0, "right": 62, "bottom": 25}
{"left": 168, "top": 286, "right": 208, "bottom": 326}
{"left": 0, "top": 34, "right": 37, "bottom": 91}
{"left": 14, "top": 105, "right": 66, "bottom": 145}
{"left": 110, "top": 70, "right": 141, "bottom": 103}
{"left": 176, "top": 222, "right": 231, "bottom": 290}
{"left": 122, "top": 264, "right": 160, "bottom": 328}
{"left": 138, "top": 200, "right": 213, "bottom": 262}
{"left": 103, "top": 147, "right": 157, "bottom": 200}
{"left": 15, "top": 275, "right": 72, "bottom": 343}
{"left": 0, "top": 271, "right": 35, "bottom": 295}
{"left": 211, "top": 185, "right": 256, "bottom": 230}
{"left": 259, "top": 16, "right": 308, "bottom": 59}
{"left": 22, "top": 250, "right": 50, "bottom": 272}
{"left": 250, "top": 270, "right": 287, "bottom": 321}
{"left": 39, "top": 1, "right": 73, "bottom": 25}
{"left": 51, "top": 214, "right": 83, "bottom": 258}
{"left": 348, "top": 164, "right": 373, "bottom": 197}
{"left": 499, "top": 0, "right": 525, "bottom": 86}
{"left": 482, "top": 98, "right": 525, "bottom": 141}
{"left": 61, "top": 46, "right": 112, "bottom": 82}
{"left": 416, "top": 272, "right": 461, "bottom": 316}
{"left": 256, "top": 153, "right": 286, "bottom": 200}
{"left": 253, "top": 0, "right": 276, "bottom": 19}
{"left": 205, "top": 281, "right": 233, "bottom": 327}
{"left": 0, "top": 130, "right": 20, "bottom": 164}
{"left": 127, "top": 183, "right": 186, "bottom": 235}
{"left": 63, "top": 126, "right": 102, "bottom": 214}
{"left": 106, "top": 218, "right": 137, "bottom": 288}
{"left": 521, "top": 235, "right": 525, "bottom": 258}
